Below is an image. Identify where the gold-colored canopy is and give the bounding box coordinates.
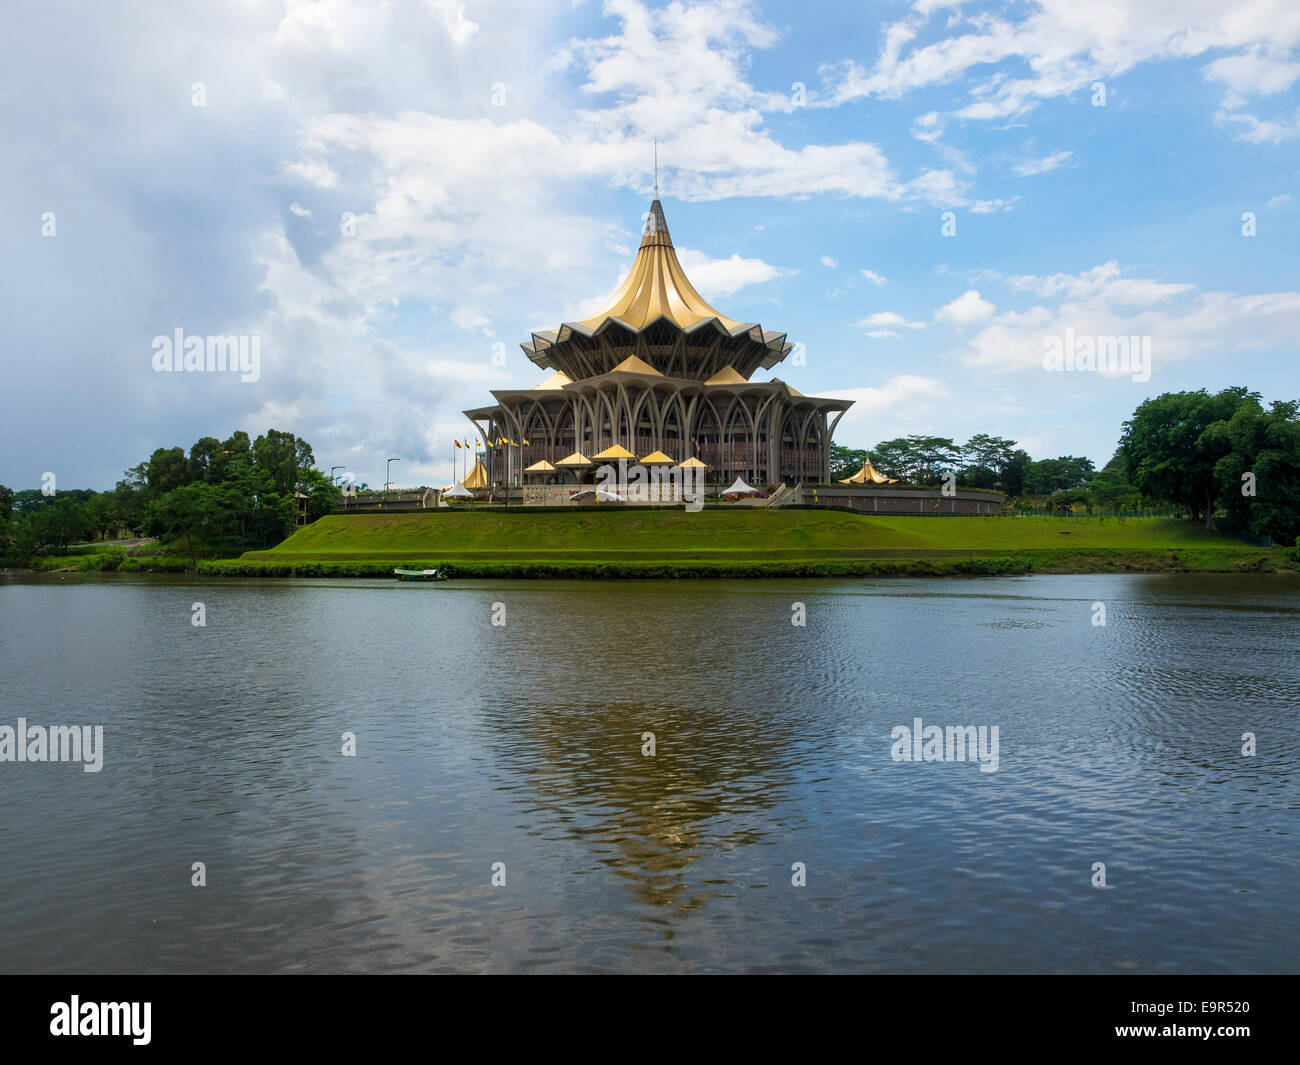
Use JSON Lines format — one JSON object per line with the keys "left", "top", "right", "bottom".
{"left": 592, "top": 444, "right": 636, "bottom": 461}
{"left": 638, "top": 450, "right": 675, "bottom": 465}
{"left": 840, "top": 460, "right": 897, "bottom": 485}
{"left": 577, "top": 200, "right": 743, "bottom": 333}
{"left": 555, "top": 451, "right": 594, "bottom": 467}
{"left": 463, "top": 457, "right": 489, "bottom": 489}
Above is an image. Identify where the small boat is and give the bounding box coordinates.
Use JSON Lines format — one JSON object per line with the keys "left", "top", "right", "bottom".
{"left": 393, "top": 568, "right": 448, "bottom": 581}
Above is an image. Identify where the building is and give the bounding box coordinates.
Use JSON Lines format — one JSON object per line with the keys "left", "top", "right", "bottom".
{"left": 463, "top": 197, "right": 852, "bottom": 488}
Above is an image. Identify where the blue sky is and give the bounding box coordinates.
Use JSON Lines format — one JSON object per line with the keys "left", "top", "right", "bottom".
{"left": 3, "top": 0, "right": 1298, "bottom": 490}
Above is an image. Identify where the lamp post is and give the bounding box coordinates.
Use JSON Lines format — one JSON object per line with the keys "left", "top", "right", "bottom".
{"left": 386, "top": 457, "right": 400, "bottom": 498}
{"left": 330, "top": 465, "right": 344, "bottom": 484}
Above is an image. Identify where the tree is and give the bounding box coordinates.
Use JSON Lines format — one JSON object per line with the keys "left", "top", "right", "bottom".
{"left": 253, "top": 429, "right": 314, "bottom": 496}
{"left": 0, "top": 484, "right": 13, "bottom": 522}
{"left": 1023, "top": 455, "right": 1095, "bottom": 496}
{"left": 84, "top": 493, "right": 121, "bottom": 541}
{"left": 1119, "top": 388, "right": 1254, "bottom": 529}
{"left": 113, "top": 464, "right": 150, "bottom": 535}
{"left": 999, "top": 449, "right": 1031, "bottom": 497}
{"left": 147, "top": 447, "right": 191, "bottom": 497}
{"left": 188, "top": 436, "right": 223, "bottom": 483}
{"left": 146, "top": 483, "right": 219, "bottom": 562}
{"left": 1206, "top": 397, "right": 1300, "bottom": 543}
{"left": 960, "top": 434, "right": 1018, "bottom": 488}
{"left": 298, "top": 467, "right": 343, "bottom": 521}
{"left": 16, "top": 496, "right": 90, "bottom": 555}
{"left": 829, "top": 443, "right": 870, "bottom": 482}
{"left": 1088, "top": 454, "right": 1141, "bottom": 512}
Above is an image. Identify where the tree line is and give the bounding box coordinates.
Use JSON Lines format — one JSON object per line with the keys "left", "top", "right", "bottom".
{"left": 831, "top": 387, "right": 1299, "bottom": 543}
{"left": 0, "top": 429, "right": 342, "bottom": 559}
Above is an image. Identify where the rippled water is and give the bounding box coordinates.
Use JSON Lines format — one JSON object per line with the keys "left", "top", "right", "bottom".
{"left": 0, "top": 572, "right": 1296, "bottom": 973}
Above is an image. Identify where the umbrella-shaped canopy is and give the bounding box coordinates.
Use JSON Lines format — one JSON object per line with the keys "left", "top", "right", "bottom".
{"left": 523, "top": 460, "right": 557, "bottom": 474}
{"left": 840, "top": 459, "right": 897, "bottom": 485}
{"left": 639, "top": 449, "right": 675, "bottom": 466}
{"left": 555, "top": 451, "right": 593, "bottom": 468}
{"left": 462, "top": 457, "right": 489, "bottom": 489}
{"left": 677, "top": 456, "right": 708, "bottom": 469}
{"left": 722, "top": 477, "right": 757, "bottom": 495}
{"left": 443, "top": 482, "right": 474, "bottom": 498}
{"left": 592, "top": 443, "right": 636, "bottom": 462}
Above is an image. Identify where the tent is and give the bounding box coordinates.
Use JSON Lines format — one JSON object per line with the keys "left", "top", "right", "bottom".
{"left": 443, "top": 482, "right": 474, "bottom": 499}
{"left": 840, "top": 459, "right": 897, "bottom": 485}
{"left": 463, "top": 457, "right": 489, "bottom": 489}
{"left": 722, "top": 477, "right": 757, "bottom": 495}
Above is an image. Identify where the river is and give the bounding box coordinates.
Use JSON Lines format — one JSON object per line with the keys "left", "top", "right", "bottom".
{"left": 1, "top": 572, "right": 1296, "bottom": 973}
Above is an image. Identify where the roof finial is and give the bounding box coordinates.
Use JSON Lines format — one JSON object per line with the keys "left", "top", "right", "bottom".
{"left": 653, "top": 137, "right": 659, "bottom": 199}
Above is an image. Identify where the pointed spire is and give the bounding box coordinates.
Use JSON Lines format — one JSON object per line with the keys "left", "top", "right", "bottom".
{"left": 641, "top": 197, "right": 672, "bottom": 248}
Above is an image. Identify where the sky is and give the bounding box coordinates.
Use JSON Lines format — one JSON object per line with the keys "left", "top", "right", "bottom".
{"left": 2, "top": 0, "right": 1298, "bottom": 491}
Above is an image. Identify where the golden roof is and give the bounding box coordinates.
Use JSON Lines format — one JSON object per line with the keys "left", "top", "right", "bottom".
{"left": 592, "top": 444, "right": 636, "bottom": 461}
{"left": 533, "top": 371, "right": 572, "bottom": 390}
{"left": 609, "top": 355, "right": 662, "bottom": 376}
{"left": 704, "top": 365, "right": 748, "bottom": 386}
{"left": 638, "top": 450, "right": 675, "bottom": 465}
{"left": 556, "top": 450, "right": 593, "bottom": 467}
{"left": 576, "top": 200, "right": 745, "bottom": 333}
{"left": 677, "top": 456, "right": 708, "bottom": 468}
{"left": 523, "top": 460, "right": 557, "bottom": 473}
{"left": 463, "top": 457, "right": 489, "bottom": 489}
{"left": 840, "top": 460, "right": 897, "bottom": 485}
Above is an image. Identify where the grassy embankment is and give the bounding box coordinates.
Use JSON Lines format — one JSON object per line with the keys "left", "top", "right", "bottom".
{"left": 194, "top": 508, "right": 1289, "bottom": 578}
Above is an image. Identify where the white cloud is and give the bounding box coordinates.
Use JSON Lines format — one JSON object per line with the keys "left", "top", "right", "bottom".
{"left": 857, "top": 311, "right": 926, "bottom": 330}
{"left": 860, "top": 269, "right": 887, "bottom": 285}
{"left": 1267, "top": 193, "right": 1293, "bottom": 207}
{"left": 822, "top": 1, "right": 1300, "bottom": 145}
{"left": 953, "top": 263, "right": 1300, "bottom": 375}
{"left": 936, "top": 289, "right": 996, "bottom": 326}
{"left": 674, "top": 248, "right": 789, "bottom": 298}
{"left": 821, "top": 254, "right": 838, "bottom": 268}
{"left": 822, "top": 374, "right": 948, "bottom": 428}
{"left": 1013, "top": 150, "right": 1072, "bottom": 177}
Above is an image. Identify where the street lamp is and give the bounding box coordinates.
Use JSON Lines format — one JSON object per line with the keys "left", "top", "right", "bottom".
{"left": 330, "top": 465, "right": 345, "bottom": 484}
{"left": 386, "top": 457, "right": 400, "bottom": 497}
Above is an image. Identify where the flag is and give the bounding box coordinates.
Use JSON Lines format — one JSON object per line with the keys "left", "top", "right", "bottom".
{"left": 523, "top": 437, "right": 530, "bottom": 446}
{"left": 476, "top": 439, "right": 482, "bottom": 447}
{"left": 454, "top": 440, "right": 461, "bottom": 448}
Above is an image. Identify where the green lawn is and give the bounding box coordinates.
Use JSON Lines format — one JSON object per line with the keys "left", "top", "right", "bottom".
{"left": 241, "top": 508, "right": 1257, "bottom": 564}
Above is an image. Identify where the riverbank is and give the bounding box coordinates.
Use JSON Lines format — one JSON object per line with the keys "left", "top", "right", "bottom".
{"left": 8, "top": 510, "right": 1291, "bottom": 579}
{"left": 200, "top": 509, "right": 1288, "bottom": 578}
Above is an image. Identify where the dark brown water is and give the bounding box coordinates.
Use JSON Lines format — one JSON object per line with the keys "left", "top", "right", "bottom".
{"left": 0, "top": 572, "right": 1296, "bottom": 973}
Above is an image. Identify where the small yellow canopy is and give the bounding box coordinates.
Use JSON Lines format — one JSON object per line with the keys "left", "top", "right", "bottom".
{"left": 639, "top": 450, "right": 675, "bottom": 465}
{"left": 592, "top": 444, "right": 636, "bottom": 461}
{"left": 463, "top": 457, "right": 489, "bottom": 489}
{"left": 677, "top": 456, "right": 708, "bottom": 468}
{"left": 555, "top": 451, "right": 594, "bottom": 467}
{"left": 840, "top": 459, "right": 897, "bottom": 485}
{"left": 523, "top": 460, "right": 557, "bottom": 473}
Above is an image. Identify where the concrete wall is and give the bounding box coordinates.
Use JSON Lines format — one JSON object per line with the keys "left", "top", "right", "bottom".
{"left": 797, "top": 485, "right": 1006, "bottom": 515}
